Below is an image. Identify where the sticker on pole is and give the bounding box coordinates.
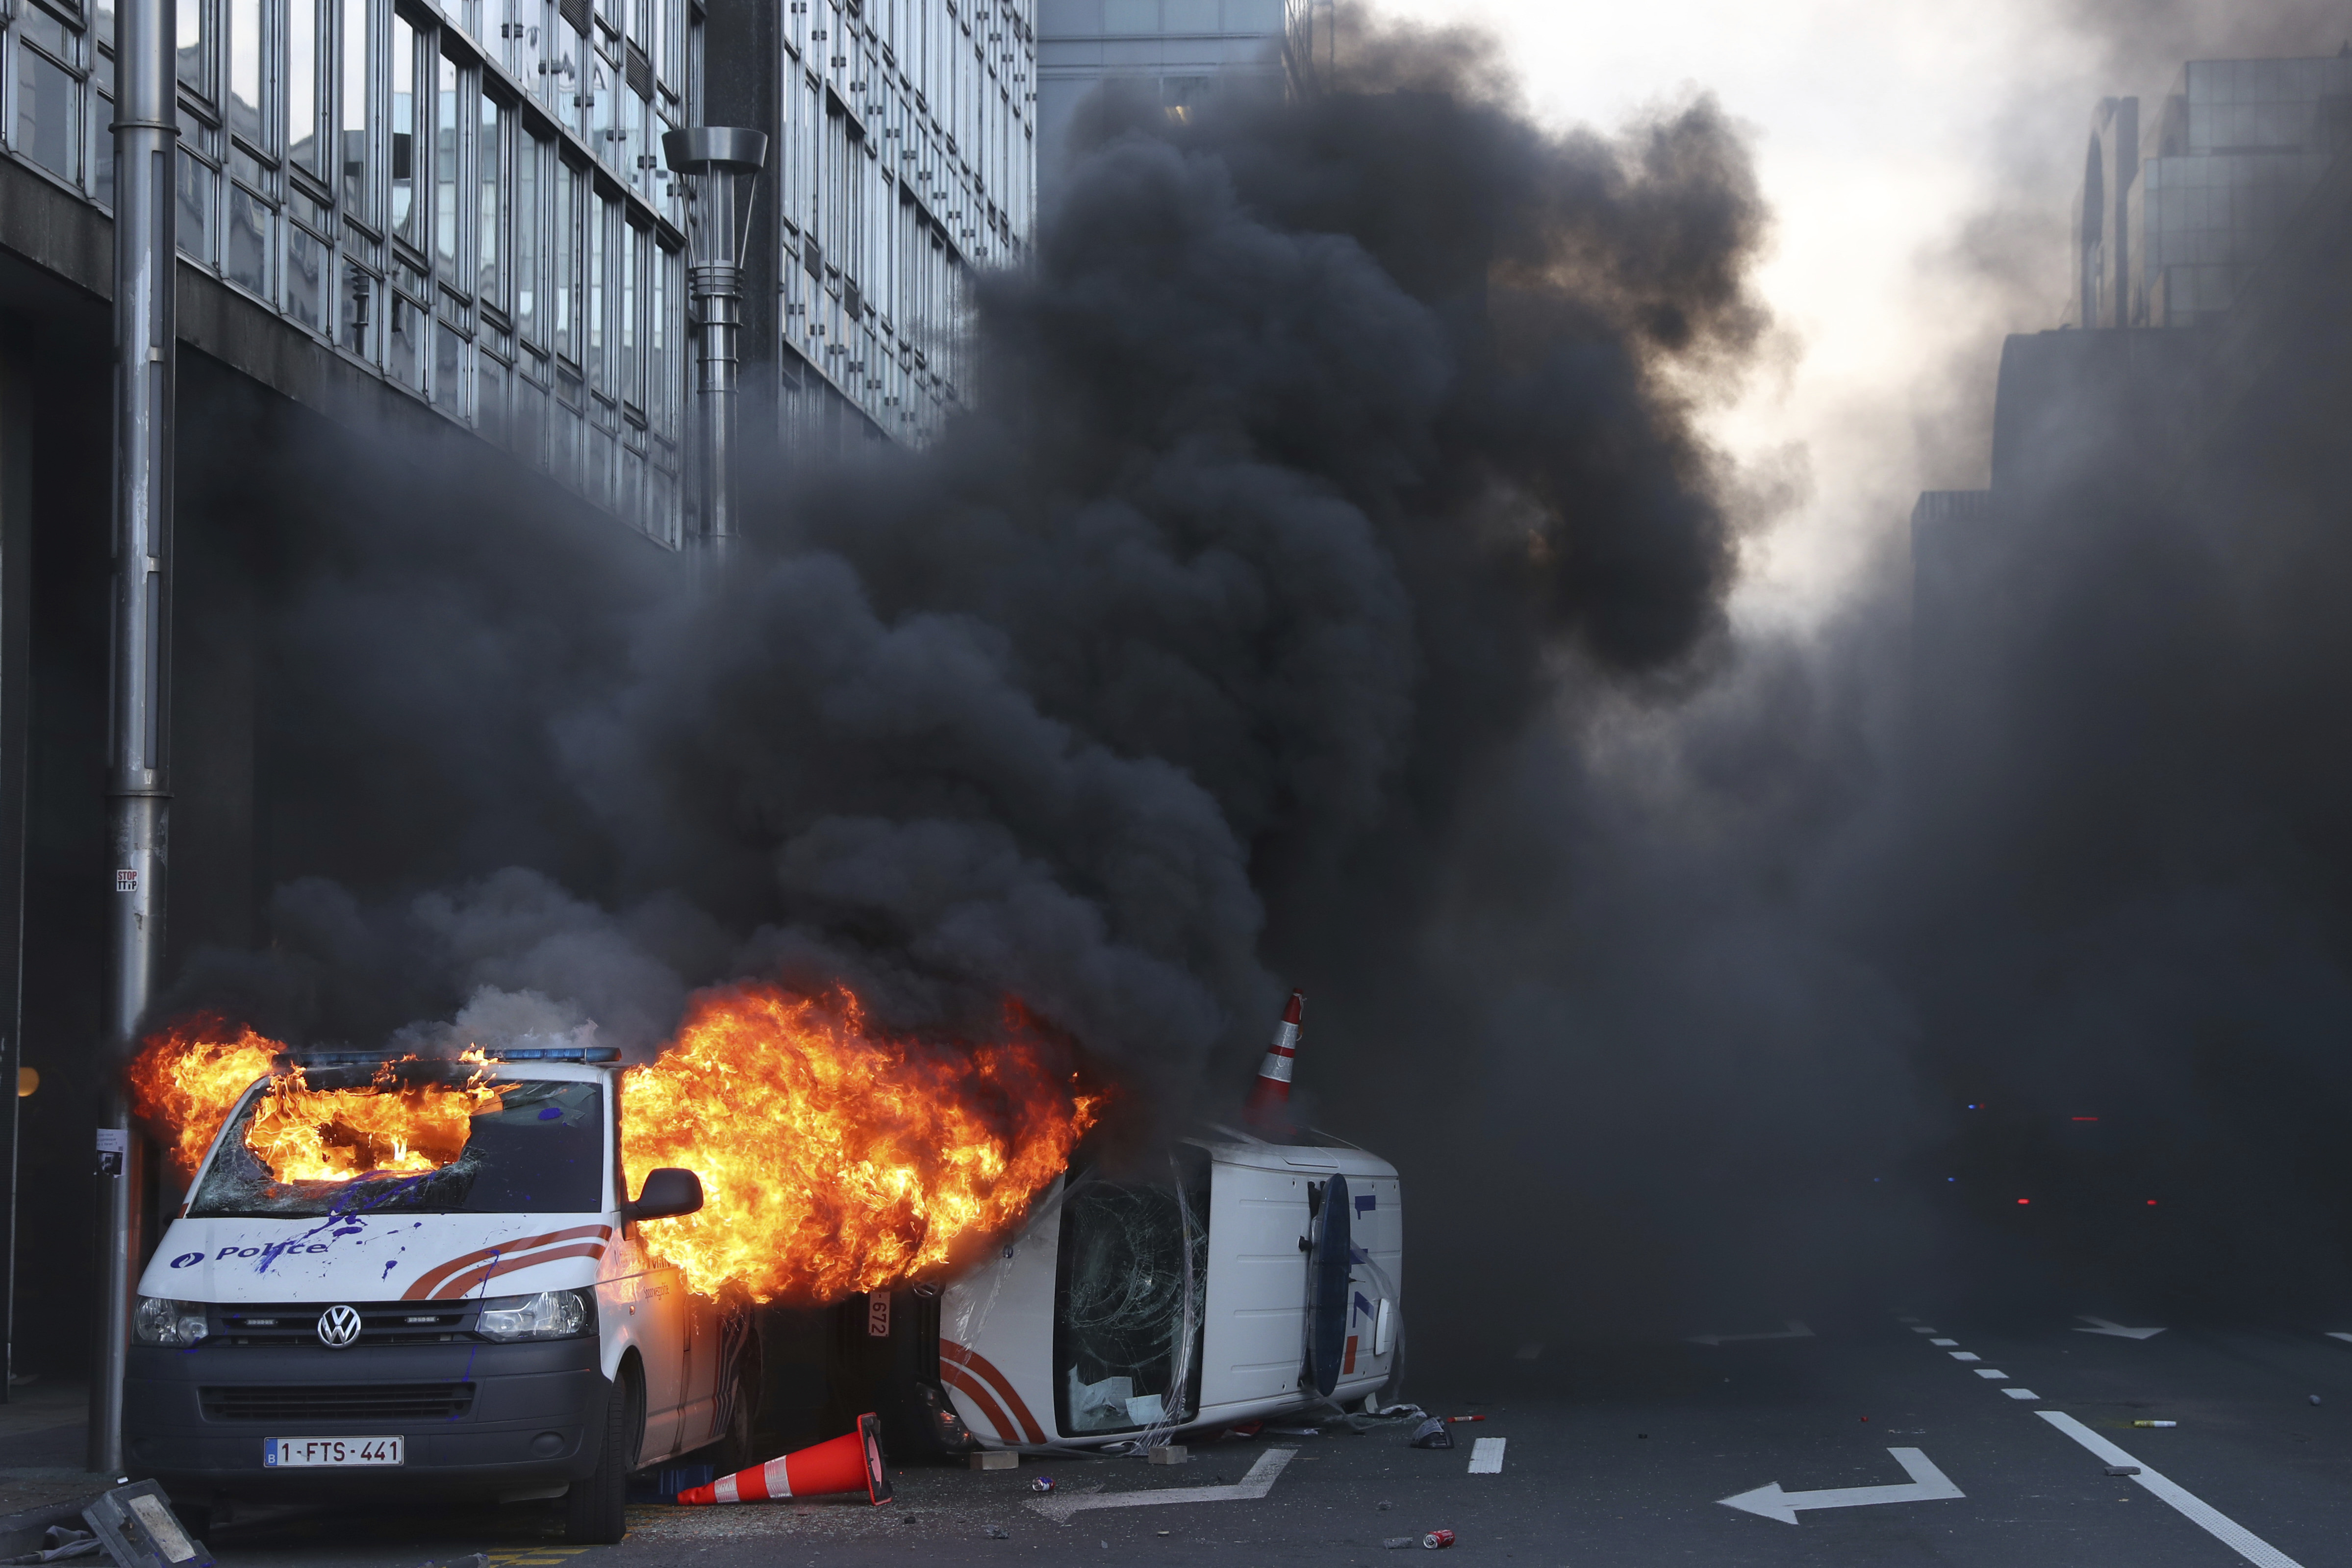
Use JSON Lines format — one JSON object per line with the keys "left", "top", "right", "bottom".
{"left": 116, "top": 868, "right": 138, "bottom": 892}
{"left": 96, "top": 1127, "right": 128, "bottom": 1177}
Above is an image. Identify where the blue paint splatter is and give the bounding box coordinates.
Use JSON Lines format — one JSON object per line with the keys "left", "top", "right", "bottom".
{"left": 382, "top": 1260, "right": 399, "bottom": 1279}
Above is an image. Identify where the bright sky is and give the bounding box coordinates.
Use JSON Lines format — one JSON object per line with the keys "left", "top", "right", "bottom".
{"left": 1384, "top": 0, "right": 2133, "bottom": 625}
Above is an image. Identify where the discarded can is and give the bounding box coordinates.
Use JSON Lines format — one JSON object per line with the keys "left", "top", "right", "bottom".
{"left": 1408, "top": 1417, "right": 1454, "bottom": 1450}
{"left": 1030, "top": 1476, "right": 1056, "bottom": 1493}
{"left": 1422, "top": 1529, "right": 1456, "bottom": 1550}
{"left": 2131, "top": 1420, "right": 2177, "bottom": 1428}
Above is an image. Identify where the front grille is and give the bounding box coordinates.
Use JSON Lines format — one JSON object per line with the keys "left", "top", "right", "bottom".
{"left": 209, "top": 1303, "right": 475, "bottom": 1348}
{"left": 200, "top": 1382, "right": 476, "bottom": 1423}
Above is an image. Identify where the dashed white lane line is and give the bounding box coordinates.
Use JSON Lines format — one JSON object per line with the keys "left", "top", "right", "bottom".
{"left": 1929, "top": 1338, "right": 1958, "bottom": 1346}
{"left": 2036, "top": 1413, "right": 2305, "bottom": 1568}
{"left": 1973, "top": 1368, "right": 2008, "bottom": 1379}
{"left": 2328, "top": 1332, "right": 2352, "bottom": 1346}
{"left": 1950, "top": 1351, "right": 1981, "bottom": 1363}
{"left": 2002, "top": 1389, "right": 2041, "bottom": 1400}
{"left": 1467, "top": 1438, "right": 1506, "bottom": 1474}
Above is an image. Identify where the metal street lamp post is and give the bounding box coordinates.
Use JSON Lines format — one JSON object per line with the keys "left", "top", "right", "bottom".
{"left": 661, "top": 127, "right": 768, "bottom": 567}
{"left": 94, "top": 0, "right": 178, "bottom": 1476}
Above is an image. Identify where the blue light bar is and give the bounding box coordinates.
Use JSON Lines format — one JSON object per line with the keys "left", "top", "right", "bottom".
{"left": 489, "top": 1048, "right": 621, "bottom": 1062}
{"left": 275, "top": 1046, "right": 622, "bottom": 1065}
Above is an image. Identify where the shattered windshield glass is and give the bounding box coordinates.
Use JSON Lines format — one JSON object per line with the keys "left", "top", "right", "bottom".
{"left": 1053, "top": 1150, "right": 1210, "bottom": 1435}
{"left": 187, "top": 1068, "right": 606, "bottom": 1218}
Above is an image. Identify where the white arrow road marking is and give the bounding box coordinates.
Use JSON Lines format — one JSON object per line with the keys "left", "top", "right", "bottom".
{"left": 2075, "top": 1315, "right": 2167, "bottom": 1340}
{"left": 1687, "top": 1320, "right": 1813, "bottom": 1346}
{"left": 2036, "top": 1412, "right": 2303, "bottom": 1568}
{"left": 1467, "top": 1438, "right": 1505, "bottom": 1474}
{"left": 1718, "top": 1447, "right": 1963, "bottom": 1525}
{"left": 1028, "top": 1448, "right": 1296, "bottom": 1522}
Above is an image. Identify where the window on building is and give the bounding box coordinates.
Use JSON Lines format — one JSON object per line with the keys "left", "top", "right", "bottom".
{"left": 228, "top": 0, "right": 263, "bottom": 146}
{"left": 177, "top": 145, "right": 212, "bottom": 261}
{"left": 290, "top": 0, "right": 325, "bottom": 175}
{"left": 390, "top": 12, "right": 417, "bottom": 241}
{"left": 178, "top": 0, "right": 212, "bottom": 97}
{"left": 14, "top": 25, "right": 79, "bottom": 186}
{"left": 341, "top": 0, "right": 371, "bottom": 218}
{"left": 554, "top": 156, "right": 578, "bottom": 363}
{"left": 226, "top": 183, "right": 270, "bottom": 293}
{"left": 588, "top": 188, "right": 607, "bottom": 398}
{"left": 434, "top": 51, "right": 460, "bottom": 277}
{"left": 478, "top": 91, "right": 503, "bottom": 305}
{"left": 517, "top": 134, "right": 543, "bottom": 343}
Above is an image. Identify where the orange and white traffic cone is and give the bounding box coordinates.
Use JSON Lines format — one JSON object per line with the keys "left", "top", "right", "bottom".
{"left": 675, "top": 1412, "right": 893, "bottom": 1506}
{"left": 1245, "top": 989, "right": 1303, "bottom": 1127}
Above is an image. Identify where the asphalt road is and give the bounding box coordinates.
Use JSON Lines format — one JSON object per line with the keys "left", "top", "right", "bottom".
{"left": 132, "top": 1306, "right": 2352, "bottom": 1568}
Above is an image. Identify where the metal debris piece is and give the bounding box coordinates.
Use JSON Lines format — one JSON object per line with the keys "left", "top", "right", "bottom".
{"left": 81, "top": 1481, "right": 211, "bottom": 1568}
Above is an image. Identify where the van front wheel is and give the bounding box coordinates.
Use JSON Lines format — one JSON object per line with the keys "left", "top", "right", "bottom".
{"left": 564, "top": 1359, "right": 644, "bottom": 1544}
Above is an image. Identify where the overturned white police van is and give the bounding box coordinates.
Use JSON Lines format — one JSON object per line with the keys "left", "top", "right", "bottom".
{"left": 123, "top": 1050, "right": 748, "bottom": 1544}
{"left": 932, "top": 1125, "right": 1404, "bottom": 1449}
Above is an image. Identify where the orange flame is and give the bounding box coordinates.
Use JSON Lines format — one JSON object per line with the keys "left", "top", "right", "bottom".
{"left": 245, "top": 1064, "right": 503, "bottom": 1183}
{"left": 126, "top": 1017, "right": 286, "bottom": 1181}
{"left": 622, "top": 985, "right": 1101, "bottom": 1304}
{"left": 128, "top": 1022, "right": 503, "bottom": 1186}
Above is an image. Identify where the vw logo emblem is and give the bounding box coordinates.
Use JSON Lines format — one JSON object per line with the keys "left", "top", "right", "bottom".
{"left": 316, "top": 1305, "right": 363, "bottom": 1348}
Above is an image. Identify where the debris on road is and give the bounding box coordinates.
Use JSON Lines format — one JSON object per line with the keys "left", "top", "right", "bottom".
{"left": 2131, "top": 1420, "right": 2177, "bottom": 1428}
{"left": 1030, "top": 1477, "right": 1056, "bottom": 1494}
{"left": 677, "top": 1415, "right": 893, "bottom": 1506}
{"left": 1423, "top": 1529, "right": 1457, "bottom": 1549}
{"left": 1377, "top": 1501, "right": 1393, "bottom": 1511}
{"left": 1265, "top": 1426, "right": 1320, "bottom": 1437}
{"left": 971, "top": 1451, "right": 1018, "bottom": 1470}
{"left": 1147, "top": 1447, "right": 1190, "bottom": 1466}
{"left": 1382, "top": 1537, "right": 1416, "bottom": 1550}
{"left": 2, "top": 1524, "right": 101, "bottom": 1564}
{"left": 2103, "top": 1466, "right": 2141, "bottom": 1477}
{"left": 1443, "top": 1415, "right": 1486, "bottom": 1424}
{"left": 1408, "top": 1418, "right": 1454, "bottom": 1450}
{"left": 985, "top": 1526, "right": 1009, "bottom": 1539}
{"left": 2311, "top": 1395, "right": 2323, "bottom": 1406}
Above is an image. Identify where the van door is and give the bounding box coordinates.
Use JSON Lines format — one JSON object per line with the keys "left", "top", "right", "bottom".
{"left": 633, "top": 1250, "right": 692, "bottom": 1461}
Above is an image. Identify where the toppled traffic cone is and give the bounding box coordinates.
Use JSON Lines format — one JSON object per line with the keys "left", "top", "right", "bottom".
{"left": 676, "top": 1412, "right": 893, "bottom": 1505}
{"left": 1245, "top": 990, "right": 1303, "bottom": 1126}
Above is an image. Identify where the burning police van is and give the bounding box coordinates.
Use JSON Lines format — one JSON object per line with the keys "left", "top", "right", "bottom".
{"left": 124, "top": 1049, "right": 750, "bottom": 1544}
{"left": 930, "top": 1129, "right": 1404, "bottom": 1450}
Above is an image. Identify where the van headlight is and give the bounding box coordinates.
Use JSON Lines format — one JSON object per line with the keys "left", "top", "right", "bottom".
{"left": 133, "top": 1297, "right": 209, "bottom": 1347}
{"left": 474, "top": 1289, "right": 595, "bottom": 1342}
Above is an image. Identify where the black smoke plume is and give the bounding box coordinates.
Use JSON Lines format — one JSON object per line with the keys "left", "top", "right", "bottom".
{"left": 164, "top": 16, "right": 1771, "bottom": 1149}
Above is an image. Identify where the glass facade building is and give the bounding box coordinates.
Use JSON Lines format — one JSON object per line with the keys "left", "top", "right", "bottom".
{"left": 2074, "top": 55, "right": 2352, "bottom": 331}
{"left": 1033, "top": 0, "right": 1285, "bottom": 180}
{"left": 770, "top": 0, "right": 1037, "bottom": 450}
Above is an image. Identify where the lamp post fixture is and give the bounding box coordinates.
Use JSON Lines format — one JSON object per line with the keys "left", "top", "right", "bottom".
{"left": 661, "top": 127, "right": 768, "bottom": 567}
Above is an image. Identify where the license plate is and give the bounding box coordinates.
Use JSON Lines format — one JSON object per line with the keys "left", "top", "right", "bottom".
{"left": 265, "top": 1436, "right": 404, "bottom": 1467}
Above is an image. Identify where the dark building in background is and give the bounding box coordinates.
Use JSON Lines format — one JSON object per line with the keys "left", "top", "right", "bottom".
{"left": 0, "top": 0, "right": 1041, "bottom": 1393}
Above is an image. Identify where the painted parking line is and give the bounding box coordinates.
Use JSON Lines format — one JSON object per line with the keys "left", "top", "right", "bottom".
{"left": 1467, "top": 1438, "right": 1506, "bottom": 1474}
{"left": 2035, "top": 1412, "right": 2304, "bottom": 1568}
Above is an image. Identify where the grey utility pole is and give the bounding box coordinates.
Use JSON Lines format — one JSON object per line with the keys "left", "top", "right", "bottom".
{"left": 661, "top": 127, "right": 768, "bottom": 566}
{"left": 93, "top": 0, "right": 178, "bottom": 1477}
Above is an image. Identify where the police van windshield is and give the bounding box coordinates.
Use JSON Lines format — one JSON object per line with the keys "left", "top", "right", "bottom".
{"left": 187, "top": 1067, "right": 605, "bottom": 1218}
{"left": 1053, "top": 1150, "right": 1210, "bottom": 1436}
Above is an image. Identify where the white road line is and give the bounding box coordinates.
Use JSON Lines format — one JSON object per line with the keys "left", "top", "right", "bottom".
{"left": 2327, "top": 1332, "right": 2352, "bottom": 1346}
{"left": 1910, "top": 1326, "right": 1938, "bottom": 1334}
{"left": 2036, "top": 1413, "right": 2304, "bottom": 1568}
{"left": 1973, "top": 1368, "right": 2008, "bottom": 1379}
{"left": 1950, "top": 1352, "right": 1981, "bottom": 1362}
{"left": 1719, "top": 1447, "right": 1964, "bottom": 1525}
{"left": 1929, "top": 1338, "right": 1958, "bottom": 1346}
{"left": 1896, "top": 1316, "right": 1920, "bottom": 1324}
{"left": 1027, "top": 1448, "right": 1295, "bottom": 1522}
{"left": 1467, "top": 1438, "right": 1506, "bottom": 1475}
{"left": 2002, "top": 1389, "right": 2040, "bottom": 1400}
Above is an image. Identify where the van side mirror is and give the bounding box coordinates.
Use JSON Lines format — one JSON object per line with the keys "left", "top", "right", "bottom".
{"left": 628, "top": 1167, "right": 704, "bottom": 1222}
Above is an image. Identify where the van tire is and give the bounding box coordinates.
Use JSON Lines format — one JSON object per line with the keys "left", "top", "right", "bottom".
{"left": 565, "top": 1358, "right": 643, "bottom": 1544}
